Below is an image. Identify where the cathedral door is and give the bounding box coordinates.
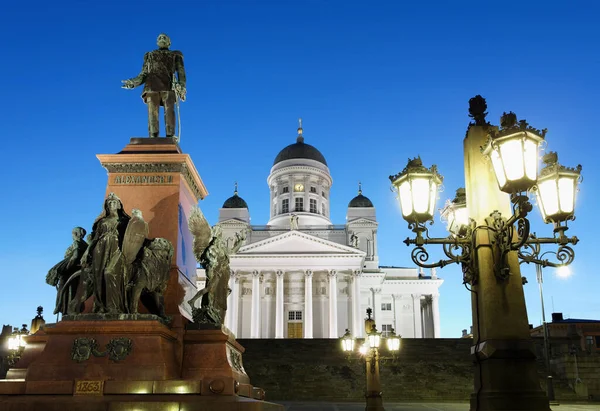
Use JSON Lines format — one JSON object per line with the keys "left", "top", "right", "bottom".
{"left": 287, "top": 322, "right": 303, "bottom": 338}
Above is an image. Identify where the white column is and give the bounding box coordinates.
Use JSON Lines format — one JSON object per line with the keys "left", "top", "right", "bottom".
{"left": 328, "top": 270, "right": 338, "bottom": 338}
{"left": 372, "top": 288, "right": 381, "bottom": 323}
{"left": 352, "top": 270, "right": 363, "bottom": 337}
{"left": 392, "top": 294, "right": 399, "bottom": 333}
{"left": 251, "top": 270, "right": 261, "bottom": 338}
{"left": 304, "top": 270, "right": 313, "bottom": 338}
{"left": 372, "top": 229, "right": 378, "bottom": 257}
{"left": 275, "top": 270, "right": 284, "bottom": 338}
{"left": 432, "top": 292, "right": 441, "bottom": 338}
{"left": 226, "top": 271, "right": 234, "bottom": 331}
{"left": 231, "top": 273, "right": 240, "bottom": 336}
{"left": 412, "top": 293, "right": 422, "bottom": 338}
{"left": 420, "top": 300, "right": 426, "bottom": 337}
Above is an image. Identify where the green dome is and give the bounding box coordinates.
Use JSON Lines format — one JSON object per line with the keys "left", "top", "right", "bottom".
{"left": 273, "top": 136, "right": 328, "bottom": 166}
{"left": 223, "top": 193, "right": 248, "bottom": 209}
{"left": 348, "top": 193, "right": 374, "bottom": 208}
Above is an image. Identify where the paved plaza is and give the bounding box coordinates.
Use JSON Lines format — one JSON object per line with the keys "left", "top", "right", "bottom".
{"left": 277, "top": 402, "right": 599, "bottom": 411}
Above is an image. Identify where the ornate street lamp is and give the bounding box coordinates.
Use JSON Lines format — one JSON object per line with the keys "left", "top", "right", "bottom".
{"left": 7, "top": 324, "right": 28, "bottom": 368}
{"left": 339, "top": 308, "right": 401, "bottom": 411}
{"left": 535, "top": 152, "right": 582, "bottom": 225}
{"left": 482, "top": 111, "right": 546, "bottom": 194}
{"left": 389, "top": 95, "right": 583, "bottom": 410}
{"left": 341, "top": 329, "right": 355, "bottom": 352}
{"left": 389, "top": 157, "right": 443, "bottom": 225}
{"left": 366, "top": 326, "right": 381, "bottom": 350}
{"left": 386, "top": 328, "right": 401, "bottom": 352}
{"left": 441, "top": 188, "right": 471, "bottom": 238}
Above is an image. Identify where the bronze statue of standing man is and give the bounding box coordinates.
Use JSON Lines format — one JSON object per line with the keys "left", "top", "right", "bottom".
{"left": 122, "top": 33, "right": 186, "bottom": 138}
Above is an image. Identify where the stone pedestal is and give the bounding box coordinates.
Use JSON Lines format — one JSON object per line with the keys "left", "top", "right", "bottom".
{"left": 0, "top": 320, "right": 282, "bottom": 410}
{"left": 96, "top": 138, "right": 208, "bottom": 319}
{"left": 182, "top": 325, "right": 254, "bottom": 397}
{"left": 0, "top": 138, "right": 282, "bottom": 411}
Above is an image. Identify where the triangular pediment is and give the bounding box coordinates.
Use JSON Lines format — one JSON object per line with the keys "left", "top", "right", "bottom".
{"left": 218, "top": 218, "right": 249, "bottom": 226}
{"left": 237, "top": 230, "right": 366, "bottom": 255}
{"left": 347, "top": 217, "right": 378, "bottom": 225}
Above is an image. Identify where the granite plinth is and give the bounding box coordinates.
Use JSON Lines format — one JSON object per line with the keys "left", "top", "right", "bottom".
{"left": 119, "top": 137, "right": 182, "bottom": 154}
{"left": 182, "top": 327, "right": 251, "bottom": 385}
{"left": 21, "top": 319, "right": 179, "bottom": 383}
{"left": 0, "top": 393, "right": 284, "bottom": 411}
{"left": 97, "top": 140, "right": 208, "bottom": 319}
{"left": 62, "top": 313, "right": 171, "bottom": 326}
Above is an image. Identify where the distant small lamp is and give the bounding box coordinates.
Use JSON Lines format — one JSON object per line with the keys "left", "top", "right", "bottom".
{"left": 358, "top": 344, "right": 368, "bottom": 356}
{"left": 6, "top": 325, "right": 28, "bottom": 368}
{"left": 367, "top": 326, "right": 381, "bottom": 349}
{"left": 535, "top": 152, "right": 582, "bottom": 224}
{"left": 483, "top": 112, "right": 545, "bottom": 193}
{"left": 386, "top": 328, "right": 401, "bottom": 352}
{"left": 390, "top": 157, "right": 443, "bottom": 224}
{"left": 7, "top": 328, "right": 19, "bottom": 351}
{"left": 341, "top": 329, "right": 355, "bottom": 352}
{"left": 441, "top": 188, "right": 470, "bottom": 237}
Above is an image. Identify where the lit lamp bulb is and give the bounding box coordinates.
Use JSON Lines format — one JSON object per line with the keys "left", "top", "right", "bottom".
{"left": 556, "top": 265, "right": 572, "bottom": 279}
{"left": 359, "top": 344, "right": 368, "bottom": 355}
{"left": 441, "top": 188, "right": 470, "bottom": 237}
{"left": 340, "top": 329, "right": 355, "bottom": 352}
{"left": 367, "top": 327, "right": 381, "bottom": 349}
{"left": 482, "top": 112, "right": 545, "bottom": 193}
{"left": 386, "top": 328, "right": 401, "bottom": 352}
{"left": 389, "top": 157, "right": 443, "bottom": 225}
{"left": 535, "top": 152, "right": 582, "bottom": 224}
{"left": 8, "top": 335, "right": 17, "bottom": 351}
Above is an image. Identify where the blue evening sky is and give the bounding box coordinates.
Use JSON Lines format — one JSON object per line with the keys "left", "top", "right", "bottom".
{"left": 1, "top": 1, "right": 598, "bottom": 337}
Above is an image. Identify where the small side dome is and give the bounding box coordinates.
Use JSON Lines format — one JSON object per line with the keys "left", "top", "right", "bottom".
{"left": 348, "top": 182, "right": 374, "bottom": 208}
{"left": 222, "top": 183, "right": 249, "bottom": 209}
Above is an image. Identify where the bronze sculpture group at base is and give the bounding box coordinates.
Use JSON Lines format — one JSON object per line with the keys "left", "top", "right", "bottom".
{"left": 47, "top": 194, "right": 241, "bottom": 328}
{"left": 47, "top": 193, "right": 173, "bottom": 320}
{"left": 187, "top": 206, "right": 246, "bottom": 326}
{"left": 2, "top": 33, "right": 279, "bottom": 411}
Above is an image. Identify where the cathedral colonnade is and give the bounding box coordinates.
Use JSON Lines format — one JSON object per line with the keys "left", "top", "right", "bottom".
{"left": 224, "top": 269, "right": 441, "bottom": 339}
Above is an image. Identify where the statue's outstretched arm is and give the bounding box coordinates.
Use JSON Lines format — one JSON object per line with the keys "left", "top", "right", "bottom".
{"left": 188, "top": 206, "right": 212, "bottom": 261}
{"left": 122, "top": 52, "right": 149, "bottom": 89}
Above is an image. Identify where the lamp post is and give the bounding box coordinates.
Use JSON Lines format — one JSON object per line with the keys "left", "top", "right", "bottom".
{"left": 535, "top": 263, "right": 561, "bottom": 405}
{"left": 341, "top": 308, "right": 401, "bottom": 411}
{"left": 388, "top": 96, "right": 582, "bottom": 411}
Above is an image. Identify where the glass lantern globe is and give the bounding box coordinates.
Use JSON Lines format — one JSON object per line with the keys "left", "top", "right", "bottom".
{"left": 535, "top": 152, "right": 582, "bottom": 224}
{"left": 367, "top": 326, "right": 381, "bottom": 349}
{"left": 340, "top": 329, "right": 355, "bottom": 352}
{"left": 8, "top": 334, "right": 17, "bottom": 351}
{"left": 389, "top": 157, "right": 443, "bottom": 224}
{"left": 386, "top": 328, "right": 401, "bottom": 352}
{"left": 482, "top": 112, "right": 545, "bottom": 193}
{"left": 441, "top": 188, "right": 470, "bottom": 237}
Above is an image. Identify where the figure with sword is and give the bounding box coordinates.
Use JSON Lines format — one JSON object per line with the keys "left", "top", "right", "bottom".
{"left": 121, "top": 33, "right": 186, "bottom": 141}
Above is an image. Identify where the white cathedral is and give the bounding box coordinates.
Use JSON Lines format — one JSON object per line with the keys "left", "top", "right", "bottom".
{"left": 195, "top": 123, "right": 443, "bottom": 339}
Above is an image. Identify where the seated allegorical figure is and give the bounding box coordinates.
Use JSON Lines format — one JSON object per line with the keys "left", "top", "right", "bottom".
{"left": 46, "top": 227, "right": 89, "bottom": 315}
